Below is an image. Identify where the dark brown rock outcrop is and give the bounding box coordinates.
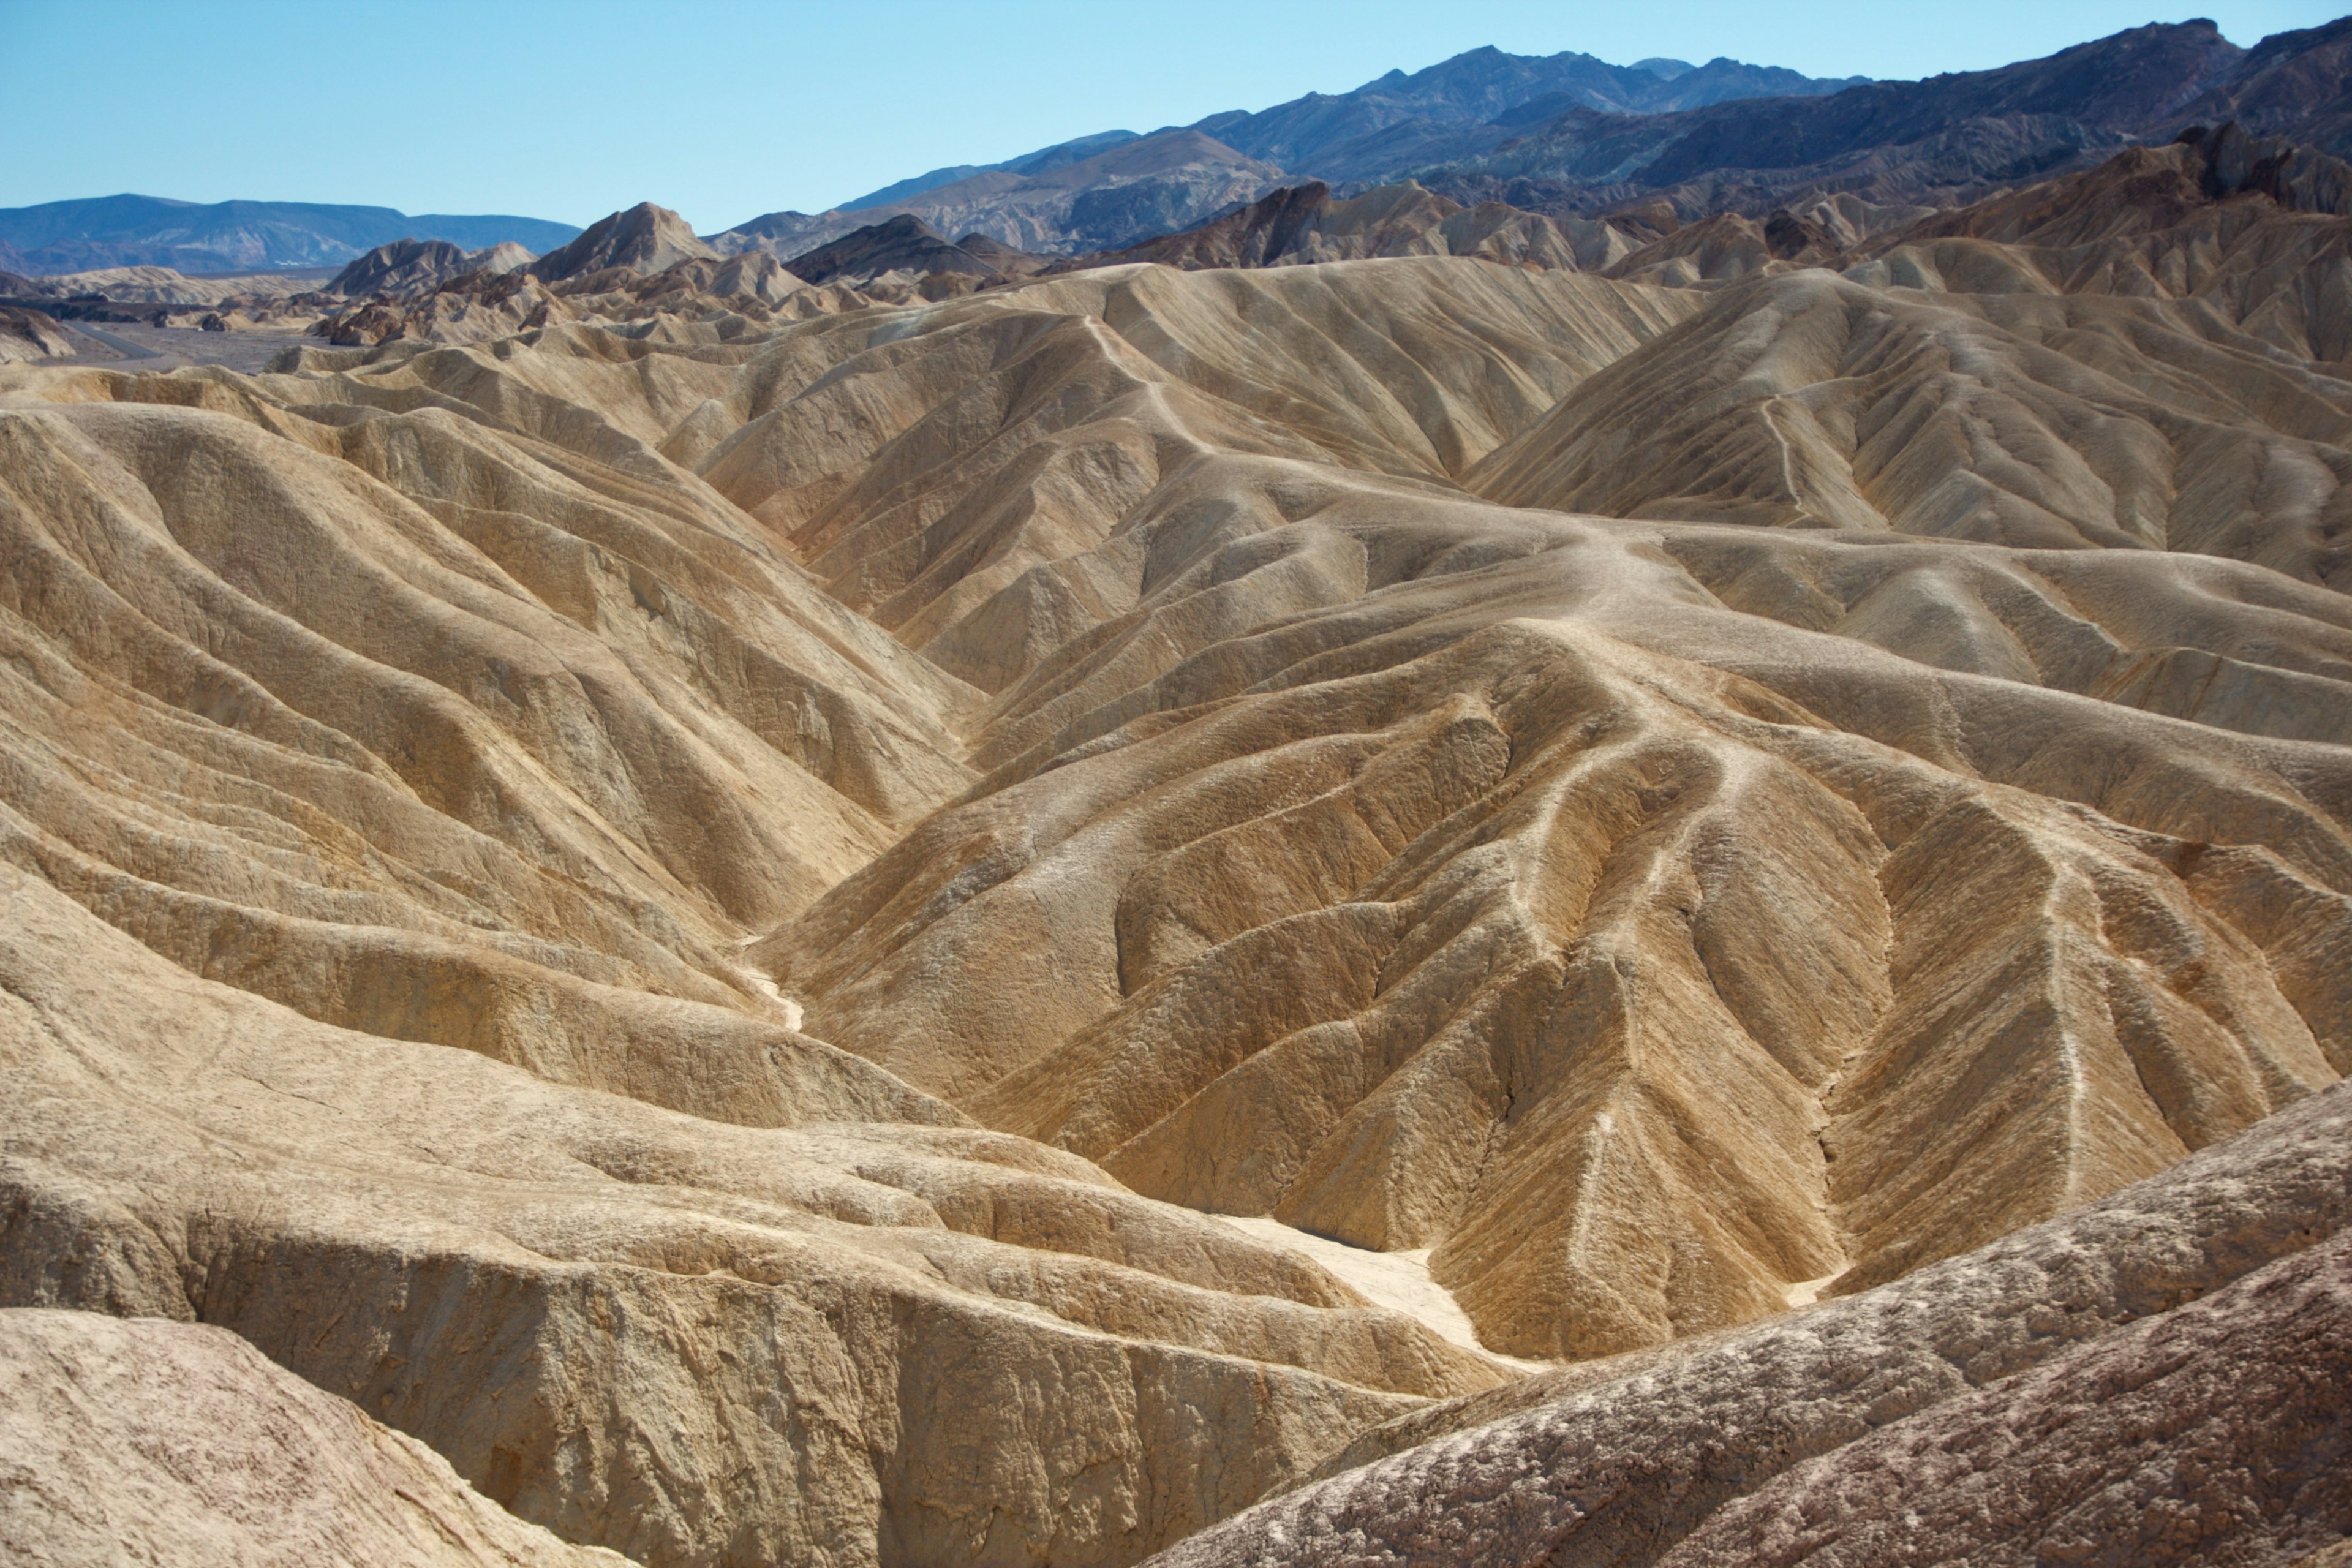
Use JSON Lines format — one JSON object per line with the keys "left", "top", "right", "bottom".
{"left": 784, "top": 214, "right": 1036, "bottom": 286}
{"left": 1658, "top": 1233, "right": 2352, "bottom": 1566}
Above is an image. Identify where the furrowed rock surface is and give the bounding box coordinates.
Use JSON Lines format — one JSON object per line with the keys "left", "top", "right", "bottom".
{"left": 1144, "top": 1076, "right": 2352, "bottom": 1567}
{"left": 0, "top": 1308, "right": 633, "bottom": 1568}
{"left": 1081, "top": 183, "right": 1634, "bottom": 274}
{"left": 1657, "top": 1232, "right": 2351, "bottom": 1566}
{"left": 0, "top": 336, "right": 973, "bottom": 1109}
{"left": 1469, "top": 268, "right": 2352, "bottom": 580}
{"left": 5, "top": 149, "right": 2352, "bottom": 1566}
{"left": 734, "top": 252, "right": 2347, "bottom": 1359}
{"left": 331, "top": 238, "right": 534, "bottom": 300}
{"left": 0, "top": 859, "right": 1502, "bottom": 1568}
{"left": 314, "top": 248, "right": 853, "bottom": 347}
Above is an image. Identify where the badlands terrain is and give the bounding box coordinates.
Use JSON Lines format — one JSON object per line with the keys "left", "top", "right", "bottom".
{"left": 4, "top": 18, "right": 2352, "bottom": 1568}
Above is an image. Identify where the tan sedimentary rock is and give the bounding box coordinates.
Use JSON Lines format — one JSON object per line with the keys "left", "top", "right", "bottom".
{"left": 0, "top": 1308, "right": 633, "bottom": 1567}
{"left": 530, "top": 203, "right": 718, "bottom": 282}
{"left": 723, "top": 256, "right": 2345, "bottom": 1359}
{"left": 0, "top": 306, "right": 72, "bottom": 364}
{"left": 313, "top": 246, "right": 851, "bottom": 347}
{"left": 16, "top": 265, "right": 323, "bottom": 307}
{"left": 698, "top": 260, "right": 1694, "bottom": 693}
{"left": 0, "top": 337, "right": 976, "bottom": 1099}
{"left": 1468, "top": 263, "right": 2352, "bottom": 582}
{"left": 2, "top": 165, "right": 2351, "bottom": 1563}
{"left": 0, "top": 859, "right": 1500, "bottom": 1568}
{"left": 1144, "top": 1076, "right": 2352, "bottom": 1567}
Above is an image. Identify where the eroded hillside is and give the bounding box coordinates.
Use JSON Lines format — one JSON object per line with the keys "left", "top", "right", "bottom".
{"left": 3, "top": 151, "right": 2349, "bottom": 1567}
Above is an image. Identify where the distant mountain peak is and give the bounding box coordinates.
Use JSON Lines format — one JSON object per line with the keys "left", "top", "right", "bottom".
{"left": 529, "top": 201, "right": 715, "bottom": 281}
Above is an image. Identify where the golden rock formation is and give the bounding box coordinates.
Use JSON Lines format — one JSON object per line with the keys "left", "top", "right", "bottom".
{"left": 0, "top": 861, "right": 1498, "bottom": 1567}
{"left": 1147, "top": 1074, "right": 2352, "bottom": 1566}
{"left": 0, "top": 1309, "right": 632, "bottom": 1567}
{"left": 2, "top": 151, "right": 2349, "bottom": 1564}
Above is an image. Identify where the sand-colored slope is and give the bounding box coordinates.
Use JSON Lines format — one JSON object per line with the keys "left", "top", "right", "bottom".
{"left": 1467, "top": 266, "right": 2352, "bottom": 583}
{"left": 1145, "top": 1075, "right": 2352, "bottom": 1568}
{"left": 772, "top": 490, "right": 2348, "bottom": 1355}
{"left": 692, "top": 260, "right": 1693, "bottom": 693}
{"left": 1841, "top": 136, "right": 2352, "bottom": 363}
{"left": 0, "top": 859, "right": 1500, "bottom": 1567}
{"left": 708, "top": 260, "right": 2351, "bottom": 1360}
{"left": 2, "top": 237, "right": 2350, "bottom": 1563}
{"left": 0, "top": 344, "right": 976, "bottom": 1109}
{"left": 0, "top": 1309, "right": 633, "bottom": 1568}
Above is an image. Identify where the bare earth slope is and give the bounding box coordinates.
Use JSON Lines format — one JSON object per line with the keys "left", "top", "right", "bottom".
{"left": 0, "top": 1308, "right": 631, "bottom": 1568}
{"left": 731, "top": 254, "right": 2348, "bottom": 1360}
{"left": 2, "top": 155, "right": 2350, "bottom": 1565}
{"left": 1145, "top": 1074, "right": 2352, "bottom": 1568}
{"left": 0, "top": 858, "right": 1501, "bottom": 1568}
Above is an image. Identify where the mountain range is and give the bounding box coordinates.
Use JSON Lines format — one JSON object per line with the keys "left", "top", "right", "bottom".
{"left": 699, "top": 18, "right": 2352, "bottom": 258}
{"left": 4, "top": 43, "right": 1868, "bottom": 277}
{"left": 0, "top": 194, "right": 581, "bottom": 275}
{"left": 23, "top": 21, "right": 2351, "bottom": 277}
{"left": 705, "top": 43, "right": 1871, "bottom": 257}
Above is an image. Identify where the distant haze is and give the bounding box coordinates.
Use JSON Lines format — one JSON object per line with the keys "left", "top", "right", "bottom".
{"left": 1, "top": 0, "right": 2338, "bottom": 232}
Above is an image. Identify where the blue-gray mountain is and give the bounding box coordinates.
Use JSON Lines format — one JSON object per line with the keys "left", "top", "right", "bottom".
{"left": 707, "top": 43, "right": 1869, "bottom": 258}
{"left": 1412, "top": 17, "right": 2317, "bottom": 219}
{"left": 709, "top": 19, "right": 2352, "bottom": 260}
{"left": 0, "top": 195, "right": 581, "bottom": 275}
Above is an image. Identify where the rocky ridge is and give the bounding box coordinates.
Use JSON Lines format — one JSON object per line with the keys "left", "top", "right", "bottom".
{"left": 712, "top": 130, "right": 1287, "bottom": 260}
{"left": 330, "top": 238, "right": 535, "bottom": 298}
{"left": 1, "top": 110, "right": 2350, "bottom": 1568}
{"left": 1147, "top": 1075, "right": 2352, "bottom": 1566}
{"left": 0, "top": 1309, "right": 631, "bottom": 1567}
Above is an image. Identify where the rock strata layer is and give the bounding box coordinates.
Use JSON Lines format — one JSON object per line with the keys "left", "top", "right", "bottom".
{"left": 1146, "top": 1077, "right": 2352, "bottom": 1567}
{"left": 3, "top": 142, "right": 2352, "bottom": 1566}
{"left": 0, "top": 1308, "right": 631, "bottom": 1567}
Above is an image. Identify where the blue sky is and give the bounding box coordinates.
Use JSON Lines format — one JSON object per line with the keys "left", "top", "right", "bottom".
{"left": 1, "top": 0, "right": 2340, "bottom": 232}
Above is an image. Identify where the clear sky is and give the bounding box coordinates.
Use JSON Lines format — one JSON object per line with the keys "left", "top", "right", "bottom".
{"left": 1, "top": 0, "right": 2342, "bottom": 232}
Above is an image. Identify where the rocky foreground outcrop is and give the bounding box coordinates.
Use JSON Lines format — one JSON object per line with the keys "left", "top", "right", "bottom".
{"left": 1147, "top": 1076, "right": 2352, "bottom": 1567}
{"left": 0, "top": 1309, "right": 630, "bottom": 1567}
{"left": 0, "top": 858, "right": 1497, "bottom": 1568}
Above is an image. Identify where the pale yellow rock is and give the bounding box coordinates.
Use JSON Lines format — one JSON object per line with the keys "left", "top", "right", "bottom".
{"left": 0, "top": 1308, "right": 634, "bottom": 1567}
{"left": 0, "top": 860, "right": 1499, "bottom": 1567}
{"left": 1, "top": 195, "right": 2350, "bottom": 1565}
